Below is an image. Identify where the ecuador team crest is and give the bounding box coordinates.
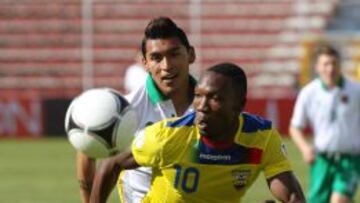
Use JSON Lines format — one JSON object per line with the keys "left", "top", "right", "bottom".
{"left": 231, "top": 169, "right": 251, "bottom": 190}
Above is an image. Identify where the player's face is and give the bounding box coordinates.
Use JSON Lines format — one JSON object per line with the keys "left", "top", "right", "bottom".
{"left": 193, "top": 72, "right": 241, "bottom": 140}
{"left": 143, "top": 37, "right": 195, "bottom": 97}
{"left": 315, "top": 54, "right": 341, "bottom": 87}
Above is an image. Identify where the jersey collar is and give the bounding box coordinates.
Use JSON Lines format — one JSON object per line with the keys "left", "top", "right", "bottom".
{"left": 319, "top": 76, "right": 344, "bottom": 90}
{"left": 199, "top": 115, "right": 243, "bottom": 149}
{"left": 146, "top": 74, "right": 197, "bottom": 104}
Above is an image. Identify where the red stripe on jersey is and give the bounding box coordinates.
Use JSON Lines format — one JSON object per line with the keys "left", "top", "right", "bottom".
{"left": 249, "top": 148, "right": 263, "bottom": 164}
{"left": 201, "top": 136, "right": 234, "bottom": 150}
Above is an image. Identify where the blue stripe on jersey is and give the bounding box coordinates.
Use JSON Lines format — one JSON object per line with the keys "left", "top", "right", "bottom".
{"left": 241, "top": 113, "right": 272, "bottom": 133}
{"left": 192, "top": 140, "right": 262, "bottom": 165}
{"left": 167, "top": 112, "right": 196, "bottom": 127}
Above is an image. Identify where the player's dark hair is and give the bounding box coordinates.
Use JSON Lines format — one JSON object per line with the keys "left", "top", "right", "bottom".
{"left": 314, "top": 44, "right": 340, "bottom": 61}
{"left": 207, "top": 63, "right": 247, "bottom": 108}
{"left": 141, "top": 17, "right": 191, "bottom": 57}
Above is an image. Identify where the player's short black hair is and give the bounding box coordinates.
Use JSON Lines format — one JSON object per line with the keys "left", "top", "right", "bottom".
{"left": 314, "top": 44, "right": 341, "bottom": 61}
{"left": 206, "top": 63, "right": 247, "bottom": 107}
{"left": 141, "top": 17, "right": 191, "bottom": 57}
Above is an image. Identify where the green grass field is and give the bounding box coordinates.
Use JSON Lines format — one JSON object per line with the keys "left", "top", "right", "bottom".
{"left": 1, "top": 138, "right": 359, "bottom": 203}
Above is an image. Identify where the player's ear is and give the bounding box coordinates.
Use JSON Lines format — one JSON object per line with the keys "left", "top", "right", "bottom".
{"left": 239, "top": 97, "right": 246, "bottom": 112}
{"left": 188, "top": 46, "right": 196, "bottom": 64}
{"left": 234, "top": 94, "right": 246, "bottom": 113}
{"left": 142, "top": 57, "right": 150, "bottom": 72}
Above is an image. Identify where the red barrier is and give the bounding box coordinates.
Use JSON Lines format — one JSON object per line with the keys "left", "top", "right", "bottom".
{"left": 0, "top": 91, "right": 43, "bottom": 137}
{"left": 245, "top": 98, "right": 296, "bottom": 135}
{"left": 0, "top": 90, "right": 296, "bottom": 137}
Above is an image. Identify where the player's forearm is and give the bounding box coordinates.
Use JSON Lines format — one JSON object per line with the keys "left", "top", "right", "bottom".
{"left": 77, "top": 152, "right": 96, "bottom": 203}
{"left": 79, "top": 187, "right": 91, "bottom": 203}
{"left": 289, "top": 127, "right": 311, "bottom": 153}
{"left": 268, "top": 171, "right": 306, "bottom": 203}
{"left": 90, "top": 158, "right": 121, "bottom": 203}
{"left": 90, "top": 150, "right": 138, "bottom": 203}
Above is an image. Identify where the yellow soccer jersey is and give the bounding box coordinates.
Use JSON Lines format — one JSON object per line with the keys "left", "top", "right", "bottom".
{"left": 132, "top": 112, "right": 291, "bottom": 203}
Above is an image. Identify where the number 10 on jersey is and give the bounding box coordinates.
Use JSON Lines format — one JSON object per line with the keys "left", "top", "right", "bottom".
{"left": 173, "top": 164, "right": 200, "bottom": 193}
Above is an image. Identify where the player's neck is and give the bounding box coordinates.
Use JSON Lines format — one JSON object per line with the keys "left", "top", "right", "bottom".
{"left": 170, "top": 83, "right": 193, "bottom": 116}
{"left": 201, "top": 135, "right": 234, "bottom": 149}
{"left": 204, "top": 118, "right": 239, "bottom": 143}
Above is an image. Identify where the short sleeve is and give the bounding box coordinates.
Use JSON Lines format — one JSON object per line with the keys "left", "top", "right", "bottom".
{"left": 262, "top": 129, "right": 292, "bottom": 178}
{"left": 131, "top": 122, "right": 164, "bottom": 167}
{"left": 290, "top": 89, "right": 308, "bottom": 129}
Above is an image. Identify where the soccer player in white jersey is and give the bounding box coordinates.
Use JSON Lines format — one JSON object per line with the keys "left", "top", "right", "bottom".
{"left": 290, "top": 44, "right": 360, "bottom": 203}
{"left": 76, "top": 17, "right": 196, "bottom": 203}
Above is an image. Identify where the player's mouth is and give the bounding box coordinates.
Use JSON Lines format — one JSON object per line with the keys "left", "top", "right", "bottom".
{"left": 197, "top": 119, "right": 212, "bottom": 136}
{"left": 196, "top": 113, "right": 210, "bottom": 128}
{"left": 197, "top": 121, "right": 208, "bottom": 129}
{"left": 162, "top": 74, "right": 177, "bottom": 82}
{"left": 161, "top": 74, "right": 178, "bottom": 86}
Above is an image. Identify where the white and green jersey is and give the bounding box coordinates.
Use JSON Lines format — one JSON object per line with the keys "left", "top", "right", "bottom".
{"left": 290, "top": 78, "right": 360, "bottom": 153}
{"left": 120, "top": 74, "right": 195, "bottom": 203}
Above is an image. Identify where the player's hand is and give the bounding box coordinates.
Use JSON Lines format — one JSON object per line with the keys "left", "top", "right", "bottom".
{"left": 289, "top": 193, "right": 305, "bottom": 203}
{"left": 258, "top": 195, "right": 304, "bottom": 203}
{"left": 302, "top": 145, "right": 315, "bottom": 164}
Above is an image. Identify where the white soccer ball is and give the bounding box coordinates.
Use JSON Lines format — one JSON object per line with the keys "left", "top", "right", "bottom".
{"left": 65, "top": 88, "right": 137, "bottom": 159}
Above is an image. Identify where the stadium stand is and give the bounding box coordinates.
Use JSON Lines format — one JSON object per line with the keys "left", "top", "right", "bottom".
{"left": 0, "top": 0, "right": 340, "bottom": 99}
{"left": 327, "top": 0, "right": 360, "bottom": 31}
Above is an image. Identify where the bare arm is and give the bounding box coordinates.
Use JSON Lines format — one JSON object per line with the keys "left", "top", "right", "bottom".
{"left": 77, "top": 152, "right": 96, "bottom": 203}
{"left": 90, "top": 149, "right": 139, "bottom": 203}
{"left": 289, "top": 127, "right": 314, "bottom": 164}
{"left": 267, "top": 171, "right": 306, "bottom": 203}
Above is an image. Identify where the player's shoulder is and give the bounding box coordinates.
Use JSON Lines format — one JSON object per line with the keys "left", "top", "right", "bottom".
{"left": 150, "top": 112, "right": 195, "bottom": 139}
{"left": 125, "top": 84, "right": 151, "bottom": 109}
{"left": 165, "top": 112, "right": 196, "bottom": 128}
{"left": 241, "top": 113, "right": 272, "bottom": 134}
{"left": 295, "top": 79, "right": 320, "bottom": 102}
{"left": 145, "top": 112, "right": 196, "bottom": 143}
{"left": 301, "top": 79, "right": 320, "bottom": 94}
{"left": 345, "top": 77, "right": 360, "bottom": 90}
{"left": 236, "top": 113, "right": 276, "bottom": 149}
{"left": 143, "top": 112, "right": 193, "bottom": 132}
{"left": 343, "top": 78, "right": 360, "bottom": 100}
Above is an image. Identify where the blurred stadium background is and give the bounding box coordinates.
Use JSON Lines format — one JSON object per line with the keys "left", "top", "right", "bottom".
{"left": 1, "top": 0, "right": 360, "bottom": 202}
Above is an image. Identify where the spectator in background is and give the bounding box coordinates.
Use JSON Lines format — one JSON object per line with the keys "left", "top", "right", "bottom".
{"left": 124, "top": 52, "right": 148, "bottom": 93}
{"left": 289, "top": 44, "right": 360, "bottom": 203}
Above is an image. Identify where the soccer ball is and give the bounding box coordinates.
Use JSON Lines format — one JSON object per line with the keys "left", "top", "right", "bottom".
{"left": 65, "top": 88, "right": 138, "bottom": 159}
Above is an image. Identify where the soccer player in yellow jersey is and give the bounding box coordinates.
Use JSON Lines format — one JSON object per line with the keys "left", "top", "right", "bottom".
{"left": 91, "top": 63, "right": 305, "bottom": 203}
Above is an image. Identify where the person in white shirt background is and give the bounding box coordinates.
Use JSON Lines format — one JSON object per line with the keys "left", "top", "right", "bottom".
{"left": 289, "top": 44, "right": 360, "bottom": 203}
{"left": 124, "top": 52, "right": 148, "bottom": 93}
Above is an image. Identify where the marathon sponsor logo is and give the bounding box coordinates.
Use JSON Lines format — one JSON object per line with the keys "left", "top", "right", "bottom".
{"left": 199, "top": 153, "right": 231, "bottom": 161}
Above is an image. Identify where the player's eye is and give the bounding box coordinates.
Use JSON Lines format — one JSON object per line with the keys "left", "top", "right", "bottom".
{"left": 170, "top": 51, "right": 181, "bottom": 57}
{"left": 150, "top": 54, "right": 162, "bottom": 62}
{"left": 210, "top": 95, "right": 221, "bottom": 102}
